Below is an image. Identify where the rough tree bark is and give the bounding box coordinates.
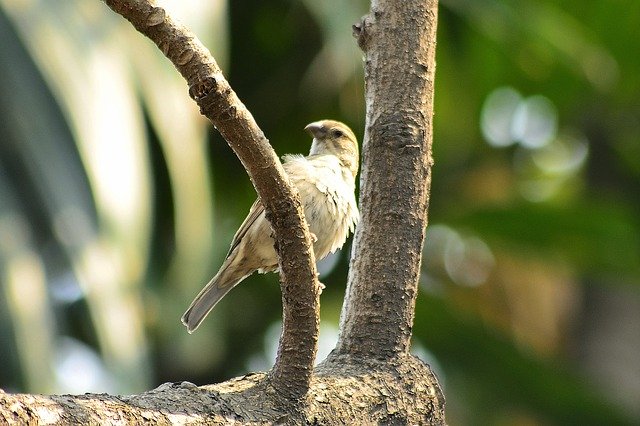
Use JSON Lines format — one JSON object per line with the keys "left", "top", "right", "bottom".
{"left": 0, "top": 0, "right": 445, "bottom": 424}
{"left": 335, "top": 0, "right": 437, "bottom": 361}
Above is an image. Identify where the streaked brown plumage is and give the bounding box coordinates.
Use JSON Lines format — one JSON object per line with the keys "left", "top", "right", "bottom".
{"left": 181, "top": 120, "right": 360, "bottom": 333}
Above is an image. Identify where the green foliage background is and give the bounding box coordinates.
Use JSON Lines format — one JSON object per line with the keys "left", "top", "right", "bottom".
{"left": 0, "top": 1, "right": 638, "bottom": 425}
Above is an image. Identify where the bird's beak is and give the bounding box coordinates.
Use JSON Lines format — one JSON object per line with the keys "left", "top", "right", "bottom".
{"left": 304, "top": 122, "right": 326, "bottom": 139}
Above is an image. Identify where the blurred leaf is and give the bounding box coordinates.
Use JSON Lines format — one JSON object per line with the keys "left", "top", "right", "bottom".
{"left": 441, "top": 0, "right": 618, "bottom": 91}
{"left": 452, "top": 202, "right": 640, "bottom": 277}
{"left": 300, "top": 0, "right": 367, "bottom": 96}
{"left": 415, "top": 294, "right": 636, "bottom": 425}
{"left": 0, "top": 0, "right": 155, "bottom": 392}
{"left": 0, "top": 169, "right": 56, "bottom": 393}
{"left": 0, "top": 0, "right": 229, "bottom": 393}
{"left": 0, "top": 5, "right": 91, "bottom": 393}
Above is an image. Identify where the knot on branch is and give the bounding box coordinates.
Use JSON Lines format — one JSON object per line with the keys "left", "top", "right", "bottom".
{"left": 146, "top": 7, "right": 166, "bottom": 27}
{"left": 189, "top": 76, "right": 236, "bottom": 121}
{"left": 351, "top": 20, "right": 367, "bottom": 51}
{"left": 176, "top": 49, "right": 195, "bottom": 66}
{"left": 352, "top": 12, "right": 377, "bottom": 51}
{"left": 189, "top": 75, "right": 219, "bottom": 100}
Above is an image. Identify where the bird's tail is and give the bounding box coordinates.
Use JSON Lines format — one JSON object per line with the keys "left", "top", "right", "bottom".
{"left": 181, "top": 263, "right": 252, "bottom": 333}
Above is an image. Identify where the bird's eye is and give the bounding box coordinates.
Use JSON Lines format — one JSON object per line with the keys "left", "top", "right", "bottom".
{"left": 332, "top": 129, "right": 344, "bottom": 138}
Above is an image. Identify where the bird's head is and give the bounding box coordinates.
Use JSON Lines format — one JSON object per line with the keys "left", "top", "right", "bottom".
{"left": 305, "top": 120, "right": 359, "bottom": 178}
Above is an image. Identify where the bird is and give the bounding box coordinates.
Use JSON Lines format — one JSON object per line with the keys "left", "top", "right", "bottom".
{"left": 181, "top": 120, "right": 360, "bottom": 333}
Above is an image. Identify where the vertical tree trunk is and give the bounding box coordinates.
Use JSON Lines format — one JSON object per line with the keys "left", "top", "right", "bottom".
{"left": 335, "top": 0, "right": 438, "bottom": 359}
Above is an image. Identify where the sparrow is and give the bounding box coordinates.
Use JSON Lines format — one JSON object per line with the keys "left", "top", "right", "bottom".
{"left": 181, "top": 120, "right": 360, "bottom": 333}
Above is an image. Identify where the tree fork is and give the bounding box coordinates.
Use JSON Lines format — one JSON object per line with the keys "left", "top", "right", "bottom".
{"left": 0, "top": 0, "right": 446, "bottom": 423}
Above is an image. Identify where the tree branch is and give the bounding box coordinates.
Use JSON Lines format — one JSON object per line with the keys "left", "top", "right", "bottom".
{"left": 0, "top": 356, "right": 444, "bottom": 424}
{"left": 101, "top": 0, "right": 319, "bottom": 399}
{"left": 334, "top": 0, "right": 439, "bottom": 359}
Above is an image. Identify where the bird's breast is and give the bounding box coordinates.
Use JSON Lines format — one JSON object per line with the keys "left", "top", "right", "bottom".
{"left": 284, "top": 155, "right": 359, "bottom": 261}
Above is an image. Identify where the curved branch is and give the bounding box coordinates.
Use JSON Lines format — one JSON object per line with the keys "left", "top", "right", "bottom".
{"left": 101, "top": 0, "right": 319, "bottom": 399}
{"left": 333, "top": 0, "right": 439, "bottom": 359}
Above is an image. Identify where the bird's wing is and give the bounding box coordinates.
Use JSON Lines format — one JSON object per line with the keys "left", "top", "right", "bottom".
{"left": 227, "top": 198, "right": 265, "bottom": 257}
